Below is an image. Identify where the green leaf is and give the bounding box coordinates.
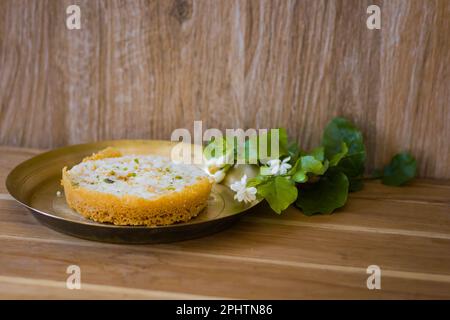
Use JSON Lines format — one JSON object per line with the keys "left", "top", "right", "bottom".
{"left": 322, "top": 117, "right": 366, "bottom": 191}
{"left": 246, "top": 175, "right": 269, "bottom": 188}
{"left": 381, "top": 152, "right": 417, "bottom": 186}
{"left": 287, "top": 141, "right": 301, "bottom": 163}
{"left": 329, "top": 142, "right": 348, "bottom": 166}
{"left": 292, "top": 155, "right": 328, "bottom": 183}
{"left": 295, "top": 171, "right": 349, "bottom": 215}
{"left": 310, "top": 146, "right": 325, "bottom": 162}
{"left": 257, "top": 176, "right": 298, "bottom": 214}
{"left": 292, "top": 169, "right": 307, "bottom": 183}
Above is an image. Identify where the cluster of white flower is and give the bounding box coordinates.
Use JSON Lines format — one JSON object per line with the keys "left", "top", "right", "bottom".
{"left": 205, "top": 152, "right": 234, "bottom": 183}
{"left": 207, "top": 155, "right": 293, "bottom": 205}
{"left": 266, "top": 157, "right": 292, "bottom": 175}
{"left": 230, "top": 175, "right": 257, "bottom": 204}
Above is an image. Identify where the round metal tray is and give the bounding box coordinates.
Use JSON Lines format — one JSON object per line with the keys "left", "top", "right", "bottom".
{"left": 6, "top": 140, "right": 261, "bottom": 244}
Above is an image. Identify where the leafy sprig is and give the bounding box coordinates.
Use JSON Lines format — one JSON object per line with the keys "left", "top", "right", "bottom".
{"left": 379, "top": 152, "right": 417, "bottom": 186}
{"left": 204, "top": 117, "right": 417, "bottom": 215}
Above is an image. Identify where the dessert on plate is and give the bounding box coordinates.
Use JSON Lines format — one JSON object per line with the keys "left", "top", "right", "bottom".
{"left": 61, "top": 147, "right": 213, "bottom": 226}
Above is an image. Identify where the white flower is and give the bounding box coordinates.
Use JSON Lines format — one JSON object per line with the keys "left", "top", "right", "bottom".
{"left": 212, "top": 169, "right": 226, "bottom": 183}
{"left": 218, "top": 152, "right": 234, "bottom": 166}
{"left": 206, "top": 152, "right": 234, "bottom": 180}
{"left": 230, "top": 174, "right": 248, "bottom": 193}
{"left": 266, "top": 157, "right": 291, "bottom": 175}
{"left": 230, "top": 175, "right": 257, "bottom": 204}
{"left": 234, "top": 188, "right": 257, "bottom": 203}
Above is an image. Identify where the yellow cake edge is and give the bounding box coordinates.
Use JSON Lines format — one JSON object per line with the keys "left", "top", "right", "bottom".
{"left": 61, "top": 148, "right": 213, "bottom": 226}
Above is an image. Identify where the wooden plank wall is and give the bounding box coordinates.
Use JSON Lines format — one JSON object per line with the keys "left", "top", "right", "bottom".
{"left": 0, "top": 0, "right": 449, "bottom": 178}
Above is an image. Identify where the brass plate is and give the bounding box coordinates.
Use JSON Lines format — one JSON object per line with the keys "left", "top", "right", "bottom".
{"left": 6, "top": 140, "right": 261, "bottom": 244}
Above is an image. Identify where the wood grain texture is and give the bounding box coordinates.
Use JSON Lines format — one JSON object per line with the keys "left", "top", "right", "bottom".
{"left": 1, "top": 146, "right": 450, "bottom": 299}
{"left": 0, "top": 0, "right": 449, "bottom": 178}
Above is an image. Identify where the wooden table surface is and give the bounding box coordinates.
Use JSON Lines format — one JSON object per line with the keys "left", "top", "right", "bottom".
{"left": 1, "top": 146, "right": 449, "bottom": 299}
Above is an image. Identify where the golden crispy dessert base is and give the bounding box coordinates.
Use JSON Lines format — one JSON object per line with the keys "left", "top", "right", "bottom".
{"left": 61, "top": 148, "right": 213, "bottom": 226}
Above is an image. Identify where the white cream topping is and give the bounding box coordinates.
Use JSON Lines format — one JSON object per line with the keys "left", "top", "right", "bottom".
{"left": 67, "top": 155, "right": 209, "bottom": 199}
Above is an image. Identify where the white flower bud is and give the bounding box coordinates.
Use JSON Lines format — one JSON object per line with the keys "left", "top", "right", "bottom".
{"left": 213, "top": 170, "right": 226, "bottom": 183}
